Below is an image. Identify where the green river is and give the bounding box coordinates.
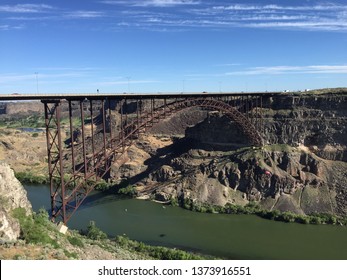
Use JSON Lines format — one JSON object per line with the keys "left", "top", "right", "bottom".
{"left": 24, "top": 184, "right": 347, "bottom": 259}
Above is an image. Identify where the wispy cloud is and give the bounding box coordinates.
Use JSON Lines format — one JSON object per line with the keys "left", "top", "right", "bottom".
{"left": 0, "top": 4, "right": 53, "bottom": 13}
{"left": 95, "top": 79, "right": 160, "bottom": 86}
{"left": 226, "top": 65, "right": 347, "bottom": 75}
{"left": 0, "top": 72, "right": 89, "bottom": 84}
{"left": 214, "top": 63, "right": 241, "bottom": 67}
{"left": 204, "top": 3, "right": 347, "bottom": 31}
{"left": 64, "top": 11, "right": 105, "bottom": 19}
{"left": 212, "top": 4, "right": 346, "bottom": 11}
{"left": 100, "top": 0, "right": 200, "bottom": 7}
{"left": 3, "top": 2, "right": 347, "bottom": 32}
{"left": 0, "top": 24, "right": 24, "bottom": 31}
{"left": 133, "top": 0, "right": 200, "bottom": 7}
{"left": 97, "top": 2, "right": 347, "bottom": 32}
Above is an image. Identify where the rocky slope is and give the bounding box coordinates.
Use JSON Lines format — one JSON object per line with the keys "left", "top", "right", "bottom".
{"left": 0, "top": 128, "right": 47, "bottom": 176}
{"left": 0, "top": 161, "right": 32, "bottom": 242}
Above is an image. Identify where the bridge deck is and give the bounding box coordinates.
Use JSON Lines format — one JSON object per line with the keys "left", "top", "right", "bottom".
{"left": 0, "top": 91, "right": 282, "bottom": 101}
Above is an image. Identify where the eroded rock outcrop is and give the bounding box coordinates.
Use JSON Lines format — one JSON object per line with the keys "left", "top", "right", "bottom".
{"left": 142, "top": 144, "right": 347, "bottom": 216}
{"left": 0, "top": 161, "right": 32, "bottom": 242}
{"left": 105, "top": 93, "right": 347, "bottom": 216}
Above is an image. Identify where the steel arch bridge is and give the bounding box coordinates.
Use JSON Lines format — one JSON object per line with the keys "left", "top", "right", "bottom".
{"left": 0, "top": 92, "right": 268, "bottom": 223}
{"left": 42, "top": 95, "right": 265, "bottom": 223}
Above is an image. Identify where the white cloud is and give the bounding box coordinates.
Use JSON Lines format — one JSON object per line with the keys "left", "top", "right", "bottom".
{"left": 244, "top": 20, "right": 347, "bottom": 31}
{"left": 100, "top": 0, "right": 199, "bottom": 7}
{"left": 0, "top": 72, "right": 89, "bottom": 84}
{"left": 226, "top": 65, "right": 347, "bottom": 76}
{"left": 212, "top": 4, "right": 346, "bottom": 12}
{"left": 3, "top": 2, "right": 347, "bottom": 32}
{"left": 64, "top": 11, "right": 105, "bottom": 18}
{"left": 0, "top": 24, "right": 24, "bottom": 31}
{"left": 134, "top": 0, "right": 200, "bottom": 7}
{"left": 0, "top": 4, "right": 53, "bottom": 13}
{"left": 95, "top": 80, "right": 160, "bottom": 86}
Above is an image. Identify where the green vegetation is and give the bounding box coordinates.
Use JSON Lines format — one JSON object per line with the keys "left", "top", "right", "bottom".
{"left": 85, "top": 179, "right": 137, "bottom": 196}
{"left": 0, "top": 115, "right": 46, "bottom": 128}
{"left": 0, "top": 114, "right": 85, "bottom": 129}
{"left": 117, "top": 185, "right": 137, "bottom": 197}
{"left": 93, "top": 179, "right": 111, "bottom": 191}
{"left": 67, "top": 235, "right": 85, "bottom": 248}
{"left": 60, "top": 117, "right": 82, "bottom": 127}
{"left": 84, "top": 221, "right": 107, "bottom": 241}
{"left": 11, "top": 208, "right": 59, "bottom": 248}
{"left": 179, "top": 198, "right": 347, "bottom": 226}
{"left": 114, "top": 235, "right": 210, "bottom": 260}
{"left": 15, "top": 171, "right": 48, "bottom": 185}
{"left": 63, "top": 250, "right": 78, "bottom": 259}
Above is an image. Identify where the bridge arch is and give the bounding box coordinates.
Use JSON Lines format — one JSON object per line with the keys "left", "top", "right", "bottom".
{"left": 121, "top": 98, "right": 263, "bottom": 147}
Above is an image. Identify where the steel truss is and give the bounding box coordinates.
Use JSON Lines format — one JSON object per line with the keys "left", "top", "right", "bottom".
{"left": 43, "top": 95, "right": 263, "bottom": 224}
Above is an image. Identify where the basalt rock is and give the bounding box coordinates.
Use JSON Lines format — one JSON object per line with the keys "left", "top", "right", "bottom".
{"left": 134, "top": 140, "right": 347, "bottom": 216}
{"left": 107, "top": 93, "right": 347, "bottom": 216}
{"left": 0, "top": 161, "right": 32, "bottom": 242}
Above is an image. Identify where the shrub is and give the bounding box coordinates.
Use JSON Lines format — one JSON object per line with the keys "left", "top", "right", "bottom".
{"left": 12, "top": 208, "right": 59, "bottom": 248}
{"left": 280, "top": 212, "right": 297, "bottom": 223}
{"left": 114, "top": 235, "right": 206, "bottom": 260}
{"left": 63, "top": 250, "right": 78, "bottom": 259}
{"left": 309, "top": 216, "right": 322, "bottom": 225}
{"left": 85, "top": 221, "right": 107, "bottom": 240}
{"left": 169, "top": 197, "right": 179, "bottom": 207}
{"left": 67, "top": 235, "right": 85, "bottom": 248}
{"left": 118, "top": 185, "right": 137, "bottom": 197}
{"left": 94, "top": 180, "right": 111, "bottom": 192}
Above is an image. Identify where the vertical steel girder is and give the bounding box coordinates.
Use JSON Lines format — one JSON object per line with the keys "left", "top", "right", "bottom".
{"left": 43, "top": 94, "right": 264, "bottom": 224}
{"left": 43, "top": 100, "right": 66, "bottom": 223}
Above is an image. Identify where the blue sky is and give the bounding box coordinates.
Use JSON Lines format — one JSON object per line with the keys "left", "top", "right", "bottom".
{"left": 1, "top": 0, "right": 347, "bottom": 93}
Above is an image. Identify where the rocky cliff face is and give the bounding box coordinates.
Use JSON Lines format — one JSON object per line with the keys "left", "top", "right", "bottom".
{"left": 0, "top": 161, "right": 32, "bottom": 242}
{"left": 131, "top": 141, "right": 347, "bottom": 216}
{"left": 182, "top": 94, "right": 347, "bottom": 161}
{"left": 0, "top": 101, "right": 43, "bottom": 116}
{"left": 110, "top": 92, "right": 347, "bottom": 216}
{"left": 262, "top": 94, "right": 347, "bottom": 161}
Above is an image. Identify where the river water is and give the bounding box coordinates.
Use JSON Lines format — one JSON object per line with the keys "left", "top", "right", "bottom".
{"left": 24, "top": 184, "right": 347, "bottom": 259}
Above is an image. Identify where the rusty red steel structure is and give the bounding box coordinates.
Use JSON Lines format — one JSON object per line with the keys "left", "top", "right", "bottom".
{"left": 41, "top": 94, "right": 264, "bottom": 224}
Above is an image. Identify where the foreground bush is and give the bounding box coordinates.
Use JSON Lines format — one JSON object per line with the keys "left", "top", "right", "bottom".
{"left": 114, "top": 235, "right": 207, "bottom": 260}
{"left": 83, "top": 221, "right": 107, "bottom": 240}
{"left": 12, "top": 208, "right": 59, "bottom": 248}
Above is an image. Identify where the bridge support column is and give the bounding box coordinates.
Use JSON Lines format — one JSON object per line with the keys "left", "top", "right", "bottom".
{"left": 43, "top": 100, "right": 67, "bottom": 224}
